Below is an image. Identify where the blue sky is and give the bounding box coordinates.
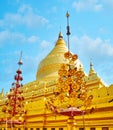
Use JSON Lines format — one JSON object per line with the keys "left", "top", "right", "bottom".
{"left": 0, "top": 0, "right": 113, "bottom": 93}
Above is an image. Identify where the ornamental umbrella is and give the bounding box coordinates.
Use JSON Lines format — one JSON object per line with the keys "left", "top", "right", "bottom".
{"left": 59, "top": 107, "right": 84, "bottom": 117}
{"left": 7, "top": 119, "right": 23, "bottom": 125}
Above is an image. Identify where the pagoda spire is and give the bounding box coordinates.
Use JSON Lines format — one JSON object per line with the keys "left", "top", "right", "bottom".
{"left": 58, "top": 31, "right": 63, "bottom": 39}
{"left": 89, "top": 59, "right": 96, "bottom": 76}
{"left": 55, "top": 31, "right": 66, "bottom": 46}
{"left": 1, "top": 88, "right": 4, "bottom": 97}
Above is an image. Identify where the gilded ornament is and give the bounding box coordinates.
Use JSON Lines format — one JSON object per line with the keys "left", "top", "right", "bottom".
{"left": 79, "top": 93, "right": 87, "bottom": 101}
{"left": 61, "top": 63, "right": 69, "bottom": 70}
{"left": 46, "top": 49, "right": 93, "bottom": 113}
{"left": 62, "top": 69, "right": 68, "bottom": 76}
{"left": 72, "top": 54, "right": 78, "bottom": 61}
{"left": 68, "top": 69, "right": 76, "bottom": 76}
{"left": 64, "top": 51, "right": 72, "bottom": 59}
{"left": 62, "top": 84, "right": 70, "bottom": 92}
{"left": 58, "top": 78, "right": 63, "bottom": 84}
{"left": 88, "top": 95, "right": 93, "bottom": 100}
{"left": 58, "top": 94, "right": 65, "bottom": 102}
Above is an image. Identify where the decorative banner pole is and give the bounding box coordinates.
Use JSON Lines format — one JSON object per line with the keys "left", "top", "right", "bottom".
{"left": 45, "top": 12, "right": 93, "bottom": 130}
{"left": 2, "top": 52, "right": 25, "bottom": 129}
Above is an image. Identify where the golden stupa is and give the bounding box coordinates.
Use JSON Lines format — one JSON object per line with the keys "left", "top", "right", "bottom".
{"left": 36, "top": 32, "right": 82, "bottom": 81}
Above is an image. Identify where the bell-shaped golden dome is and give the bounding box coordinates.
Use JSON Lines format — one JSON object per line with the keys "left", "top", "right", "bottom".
{"left": 36, "top": 32, "right": 67, "bottom": 81}
{"left": 36, "top": 32, "right": 83, "bottom": 81}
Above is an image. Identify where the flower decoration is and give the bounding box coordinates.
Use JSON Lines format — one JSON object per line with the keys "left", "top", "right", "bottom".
{"left": 46, "top": 51, "right": 93, "bottom": 112}
{"left": 64, "top": 51, "right": 72, "bottom": 59}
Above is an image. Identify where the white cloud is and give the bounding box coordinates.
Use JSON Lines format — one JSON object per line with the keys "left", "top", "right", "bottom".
{"left": 0, "top": 30, "right": 39, "bottom": 46}
{"left": 70, "top": 34, "right": 113, "bottom": 85}
{"left": 0, "top": 30, "right": 25, "bottom": 44}
{"left": 72, "top": 0, "right": 103, "bottom": 12}
{"left": 103, "top": 0, "right": 113, "bottom": 7}
{"left": 0, "top": 30, "right": 10, "bottom": 43}
{"left": 18, "top": 4, "right": 33, "bottom": 13}
{"left": 0, "top": 4, "right": 48, "bottom": 29}
{"left": 71, "top": 34, "right": 113, "bottom": 57}
{"left": 51, "top": 6, "right": 57, "bottom": 13}
{"left": 99, "top": 27, "right": 107, "bottom": 34}
{"left": 40, "top": 40, "right": 51, "bottom": 48}
{"left": 28, "top": 36, "right": 39, "bottom": 43}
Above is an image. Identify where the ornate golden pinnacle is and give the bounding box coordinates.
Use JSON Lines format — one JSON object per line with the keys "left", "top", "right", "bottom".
{"left": 66, "top": 11, "right": 70, "bottom": 17}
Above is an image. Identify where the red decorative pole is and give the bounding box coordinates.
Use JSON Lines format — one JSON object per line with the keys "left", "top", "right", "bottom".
{"left": 7, "top": 52, "right": 24, "bottom": 117}
{"left": 2, "top": 52, "right": 25, "bottom": 128}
